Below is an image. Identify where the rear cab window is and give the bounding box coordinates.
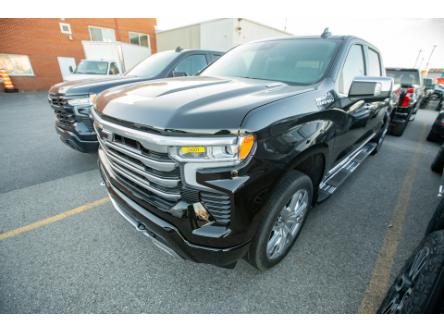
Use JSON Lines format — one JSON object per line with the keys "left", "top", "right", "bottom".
{"left": 367, "top": 48, "right": 382, "bottom": 76}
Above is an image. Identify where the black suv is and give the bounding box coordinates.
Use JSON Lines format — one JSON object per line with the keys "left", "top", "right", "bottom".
{"left": 48, "top": 48, "right": 222, "bottom": 152}
{"left": 93, "top": 34, "right": 394, "bottom": 270}
{"left": 386, "top": 67, "right": 424, "bottom": 136}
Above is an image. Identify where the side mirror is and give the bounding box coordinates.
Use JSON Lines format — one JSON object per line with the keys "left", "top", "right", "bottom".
{"left": 349, "top": 76, "right": 394, "bottom": 99}
{"left": 68, "top": 65, "right": 74, "bottom": 73}
{"left": 172, "top": 71, "right": 188, "bottom": 77}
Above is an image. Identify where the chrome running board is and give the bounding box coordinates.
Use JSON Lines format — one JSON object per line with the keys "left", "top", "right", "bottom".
{"left": 318, "top": 142, "right": 377, "bottom": 202}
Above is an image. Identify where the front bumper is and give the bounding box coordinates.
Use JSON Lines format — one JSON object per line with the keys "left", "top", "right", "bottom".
{"left": 390, "top": 105, "right": 414, "bottom": 125}
{"left": 99, "top": 160, "right": 251, "bottom": 267}
{"left": 56, "top": 125, "right": 98, "bottom": 153}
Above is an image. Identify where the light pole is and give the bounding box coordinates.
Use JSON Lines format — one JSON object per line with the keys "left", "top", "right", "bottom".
{"left": 425, "top": 45, "right": 438, "bottom": 72}
{"left": 414, "top": 49, "right": 422, "bottom": 68}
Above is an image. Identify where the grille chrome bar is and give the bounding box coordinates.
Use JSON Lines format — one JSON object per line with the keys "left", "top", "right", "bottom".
{"left": 102, "top": 139, "right": 177, "bottom": 172}
{"left": 105, "top": 147, "right": 180, "bottom": 188}
{"left": 99, "top": 149, "right": 181, "bottom": 201}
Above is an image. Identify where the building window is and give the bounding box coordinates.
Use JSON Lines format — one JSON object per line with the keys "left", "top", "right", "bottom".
{"left": 129, "top": 32, "right": 150, "bottom": 48}
{"left": 0, "top": 53, "right": 34, "bottom": 76}
{"left": 59, "top": 22, "right": 72, "bottom": 35}
{"left": 89, "top": 26, "right": 116, "bottom": 42}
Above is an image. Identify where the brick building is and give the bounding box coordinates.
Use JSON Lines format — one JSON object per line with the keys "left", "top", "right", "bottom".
{"left": 0, "top": 18, "right": 157, "bottom": 91}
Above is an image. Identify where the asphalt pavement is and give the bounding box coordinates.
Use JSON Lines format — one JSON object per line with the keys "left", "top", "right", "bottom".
{"left": 0, "top": 92, "right": 442, "bottom": 313}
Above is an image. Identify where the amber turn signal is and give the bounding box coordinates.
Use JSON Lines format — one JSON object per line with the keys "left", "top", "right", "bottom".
{"left": 239, "top": 135, "right": 255, "bottom": 160}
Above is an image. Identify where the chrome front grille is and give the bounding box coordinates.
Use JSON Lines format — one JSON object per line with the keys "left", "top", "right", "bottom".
{"left": 94, "top": 110, "right": 236, "bottom": 224}
{"left": 49, "top": 93, "right": 74, "bottom": 129}
{"left": 49, "top": 93, "right": 67, "bottom": 108}
{"left": 97, "top": 127, "right": 182, "bottom": 210}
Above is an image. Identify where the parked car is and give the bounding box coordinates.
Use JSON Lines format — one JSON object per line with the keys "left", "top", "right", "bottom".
{"left": 62, "top": 41, "right": 151, "bottom": 82}
{"left": 64, "top": 59, "right": 123, "bottom": 82}
{"left": 386, "top": 67, "right": 424, "bottom": 136}
{"left": 431, "top": 84, "right": 444, "bottom": 111}
{"left": 48, "top": 48, "right": 223, "bottom": 152}
{"left": 378, "top": 147, "right": 444, "bottom": 313}
{"left": 427, "top": 111, "right": 444, "bottom": 143}
{"left": 93, "top": 33, "right": 394, "bottom": 270}
{"left": 420, "top": 78, "right": 436, "bottom": 109}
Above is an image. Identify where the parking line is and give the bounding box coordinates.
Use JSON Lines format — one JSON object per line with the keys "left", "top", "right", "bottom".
{"left": 0, "top": 197, "right": 110, "bottom": 241}
{"left": 358, "top": 122, "right": 427, "bottom": 313}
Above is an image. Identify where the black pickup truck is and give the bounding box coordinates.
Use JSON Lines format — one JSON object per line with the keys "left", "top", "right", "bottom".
{"left": 93, "top": 33, "right": 394, "bottom": 270}
{"left": 386, "top": 67, "right": 424, "bottom": 136}
{"left": 48, "top": 48, "right": 222, "bottom": 152}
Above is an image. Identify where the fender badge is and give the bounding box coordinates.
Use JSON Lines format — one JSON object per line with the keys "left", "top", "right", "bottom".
{"left": 316, "top": 92, "right": 335, "bottom": 107}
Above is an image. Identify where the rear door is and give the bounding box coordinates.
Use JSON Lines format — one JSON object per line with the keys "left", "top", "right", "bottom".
{"left": 364, "top": 46, "right": 387, "bottom": 135}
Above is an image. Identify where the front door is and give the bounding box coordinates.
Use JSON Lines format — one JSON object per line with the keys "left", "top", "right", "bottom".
{"left": 332, "top": 44, "right": 371, "bottom": 162}
{"left": 57, "top": 57, "right": 76, "bottom": 81}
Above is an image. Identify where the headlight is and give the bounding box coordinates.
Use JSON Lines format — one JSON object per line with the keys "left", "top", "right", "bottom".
{"left": 170, "top": 134, "right": 255, "bottom": 162}
{"left": 67, "top": 96, "right": 91, "bottom": 107}
{"left": 89, "top": 94, "right": 97, "bottom": 107}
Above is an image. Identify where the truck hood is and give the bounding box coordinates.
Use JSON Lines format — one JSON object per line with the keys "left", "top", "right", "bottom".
{"left": 49, "top": 75, "right": 152, "bottom": 96}
{"left": 96, "top": 76, "right": 315, "bottom": 133}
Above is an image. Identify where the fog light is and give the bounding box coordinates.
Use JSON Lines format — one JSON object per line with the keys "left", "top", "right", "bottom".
{"left": 193, "top": 202, "right": 211, "bottom": 226}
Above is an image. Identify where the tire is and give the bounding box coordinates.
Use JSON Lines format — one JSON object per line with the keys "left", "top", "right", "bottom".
{"left": 426, "top": 197, "right": 444, "bottom": 235}
{"left": 371, "top": 118, "right": 389, "bottom": 155}
{"left": 378, "top": 230, "right": 444, "bottom": 314}
{"left": 390, "top": 122, "right": 407, "bottom": 137}
{"left": 246, "top": 170, "right": 313, "bottom": 271}
{"left": 431, "top": 145, "right": 444, "bottom": 173}
{"left": 427, "top": 130, "right": 442, "bottom": 143}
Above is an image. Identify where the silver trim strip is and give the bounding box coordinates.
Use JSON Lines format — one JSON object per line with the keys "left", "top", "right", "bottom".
{"left": 97, "top": 134, "right": 177, "bottom": 172}
{"left": 92, "top": 108, "right": 238, "bottom": 151}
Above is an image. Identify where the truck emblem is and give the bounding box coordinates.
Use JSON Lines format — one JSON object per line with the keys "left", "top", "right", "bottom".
{"left": 316, "top": 92, "right": 335, "bottom": 107}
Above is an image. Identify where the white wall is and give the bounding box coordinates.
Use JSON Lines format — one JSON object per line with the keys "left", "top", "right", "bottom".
{"left": 231, "top": 18, "right": 292, "bottom": 47}
{"left": 157, "top": 25, "right": 200, "bottom": 51}
{"left": 157, "top": 18, "right": 293, "bottom": 53}
{"left": 200, "top": 19, "right": 234, "bottom": 52}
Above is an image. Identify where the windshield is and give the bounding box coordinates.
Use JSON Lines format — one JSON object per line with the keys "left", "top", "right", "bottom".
{"left": 75, "top": 60, "right": 109, "bottom": 75}
{"left": 126, "top": 51, "right": 179, "bottom": 77}
{"left": 386, "top": 69, "right": 421, "bottom": 86}
{"left": 201, "top": 39, "right": 340, "bottom": 85}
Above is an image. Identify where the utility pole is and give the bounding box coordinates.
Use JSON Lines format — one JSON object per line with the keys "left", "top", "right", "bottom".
{"left": 413, "top": 49, "right": 422, "bottom": 68}
{"left": 425, "top": 45, "right": 438, "bottom": 72}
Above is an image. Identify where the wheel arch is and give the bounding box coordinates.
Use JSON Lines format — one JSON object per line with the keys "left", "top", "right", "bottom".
{"left": 288, "top": 144, "right": 329, "bottom": 203}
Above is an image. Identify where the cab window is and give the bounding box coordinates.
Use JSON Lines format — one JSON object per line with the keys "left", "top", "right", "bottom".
{"left": 339, "top": 44, "right": 365, "bottom": 95}
{"left": 367, "top": 48, "right": 382, "bottom": 76}
{"left": 109, "top": 62, "right": 120, "bottom": 75}
{"left": 173, "top": 54, "right": 208, "bottom": 76}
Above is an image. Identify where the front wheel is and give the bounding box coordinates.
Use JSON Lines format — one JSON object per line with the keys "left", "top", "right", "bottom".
{"left": 247, "top": 170, "right": 313, "bottom": 271}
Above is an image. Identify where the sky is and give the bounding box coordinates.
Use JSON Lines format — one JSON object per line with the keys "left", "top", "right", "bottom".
{"left": 157, "top": 17, "right": 444, "bottom": 70}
